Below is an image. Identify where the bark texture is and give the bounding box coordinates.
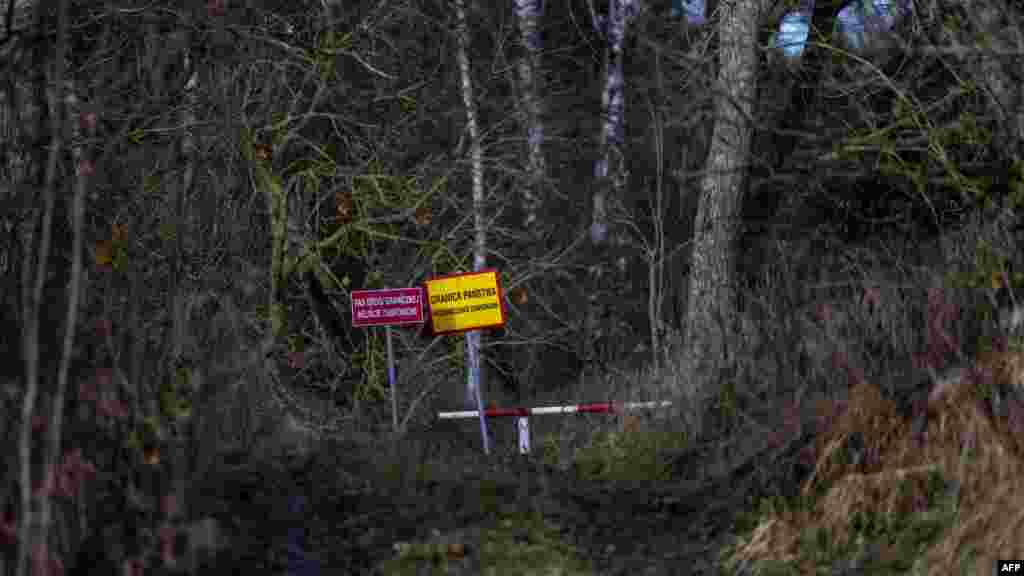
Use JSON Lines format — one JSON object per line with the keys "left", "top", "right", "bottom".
{"left": 679, "top": 0, "right": 760, "bottom": 414}
{"left": 454, "top": 0, "right": 491, "bottom": 452}
{"left": 514, "top": 0, "right": 548, "bottom": 239}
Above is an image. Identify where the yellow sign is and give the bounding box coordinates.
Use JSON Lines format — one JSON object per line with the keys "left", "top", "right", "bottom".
{"left": 425, "top": 269, "right": 506, "bottom": 335}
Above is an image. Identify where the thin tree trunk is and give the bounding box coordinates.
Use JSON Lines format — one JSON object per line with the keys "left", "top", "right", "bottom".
{"left": 583, "top": 0, "right": 640, "bottom": 378}
{"left": 589, "top": 0, "right": 640, "bottom": 247}
{"left": 514, "top": 0, "right": 548, "bottom": 239}
{"left": 41, "top": 78, "right": 87, "bottom": 576}
{"left": 454, "top": 0, "right": 491, "bottom": 452}
{"left": 678, "top": 0, "right": 759, "bottom": 426}
{"left": 174, "top": 31, "right": 199, "bottom": 537}
{"left": 510, "top": 0, "right": 549, "bottom": 402}
{"left": 647, "top": 61, "right": 667, "bottom": 373}
{"left": 17, "top": 1, "right": 67, "bottom": 573}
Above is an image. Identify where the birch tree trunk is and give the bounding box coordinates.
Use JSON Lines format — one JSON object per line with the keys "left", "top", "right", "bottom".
{"left": 583, "top": 0, "right": 639, "bottom": 378}
{"left": 589, "top": 0, "right": 640, "bottom": 247}
{"left": 454, "top": 0, "right": 492, "bottom": 452}
{"left": 678, "top": 0, "right": 759, "bottom": 426}
{"left": 514, "top": 0, "right": 548, "bottom": 239}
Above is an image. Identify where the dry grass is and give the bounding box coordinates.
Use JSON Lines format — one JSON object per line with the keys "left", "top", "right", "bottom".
{"left": 725, "top": 363, "right": 1024, "bottom": 574}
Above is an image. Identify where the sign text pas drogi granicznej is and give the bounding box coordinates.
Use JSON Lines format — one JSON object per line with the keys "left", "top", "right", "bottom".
{"left": 350, "top": 287, "right": 424, "bottom": 328}
{"left": 350, "top": 286, "right": 425, "bottom": 435}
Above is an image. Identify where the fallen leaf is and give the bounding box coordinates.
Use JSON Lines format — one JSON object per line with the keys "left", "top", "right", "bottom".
{"left": 447, "top": 542, "right": 466, "bottom": 559}
{"left": 94, "top": 240, "right": 113, "bottom": 267}
{"left": 111, "top": 222, "right": 128, "bottom": 243}
{"left": 207, "top": 0, "right": 226, "bottom": 18}
{"left": 158, "top": 525, "right": 177, "bottom": 565}
{"left": 509, "top": 287, "right": 528, "bottom": 306}
{"left": 79, "top": 112, "right": 98, "bottom": 132}
{"left": 32, "top": 542, "right": 64, "bottom": 576}
{"left": 95, "top": 367, "right": 113, "bottom": 388}
{"left": 94, "top": 318, "right": 113, "bottom": 339}
{"left": 98, "top": 399, "right": 129, "bottom": 420}
{"left": 255, "top": 144, "right": 273, "bottom": 163}
{"left": 33, "top": 467, "right": 57, "bottom": 498}
{"left": 622, "top": 413, "right": 642, "bottom": 434}
{"left": 78, "top": 381, "right": 98, "bottom": 403}
{"left": 414, "top": 206, "right": 432, "bottom": 227}
{"left": 336, "top": 191, "right": 354, "bottom": 223}
{"left": 862, "top": 286, "right": 881, "bottom": 309}
{"left": 143, "top": 447, "right": 161, "bottom": 466}
{"left": 122, "top": 558, "right": 145, "bottom": 576}
{"left": 77, "top": 159, "right": 95, "bottom": 177}
{"left": 1, "top": 512, "right": 17, "bottom": 546}
{"left": 162, "top": 493, "right": 179, "bottom": 518}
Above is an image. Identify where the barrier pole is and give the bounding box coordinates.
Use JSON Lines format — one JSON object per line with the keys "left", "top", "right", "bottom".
{"left": 438, "top": 401, "right": 672, "bottom": 454}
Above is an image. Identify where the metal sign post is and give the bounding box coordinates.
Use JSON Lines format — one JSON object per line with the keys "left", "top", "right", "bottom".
{"left": 424, "top": 269, "right": 507, "bottom": 455}
{"left": 386, "top": 325, "right": 398, "bottom": 434}
{"left": 466, "top": 330, "right": 490, "bottom": 454}
{"left": 351, "top": 287, "right": 425, "bottom": 435}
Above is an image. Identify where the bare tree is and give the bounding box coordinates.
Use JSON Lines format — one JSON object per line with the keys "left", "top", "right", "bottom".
{"left": 678, "top": 0, "right": 760, "bottom": 422}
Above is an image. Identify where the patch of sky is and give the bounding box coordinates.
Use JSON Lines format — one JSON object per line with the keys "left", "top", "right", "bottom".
{"left": 671, "top": 0, "right": 705, "bottom": 25}
{"left": 669, "top": 0, "right": 906, "bottom": 57}
{"left": 775, "top": 0, "right": 906, "bottom": 56}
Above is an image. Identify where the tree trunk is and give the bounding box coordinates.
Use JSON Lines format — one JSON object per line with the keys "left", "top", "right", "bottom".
{"left": 17, "top": 1, "right": 68, "bottom": 573}
{"left": 678, "top": 0, "right": 759, "bottom": 427}
{"left": 582, "top": 0, "right": 640, "bottom": 383}
{"left": 514, "top": 0, "right": 548, "bottom": 239}
{"left": 454, "top": 0, "right": 492, "bottom": 452}
{"left": 589, "top": 0, "right": 641, "bottom": 247}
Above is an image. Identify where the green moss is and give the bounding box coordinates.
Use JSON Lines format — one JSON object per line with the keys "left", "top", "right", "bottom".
{"left": 378, "top": 511, "right": 593, "bottom": 575}
{"left": 571, "top": 426, "right": 687, "bottom": 483}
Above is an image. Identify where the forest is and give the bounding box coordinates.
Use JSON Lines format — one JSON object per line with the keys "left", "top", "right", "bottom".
{"left": 1, "top": 0, "right": 1022, "bottom": 573}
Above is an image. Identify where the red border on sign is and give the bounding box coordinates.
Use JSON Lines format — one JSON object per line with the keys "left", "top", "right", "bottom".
{"left": 350, "top": 287, "right": 425, "bottom": 327}
{"left": 424, "top": 268, "right": 506, "bottom": 336}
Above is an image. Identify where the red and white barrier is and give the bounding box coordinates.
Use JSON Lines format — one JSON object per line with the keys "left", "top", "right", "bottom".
{"left": 438, "top": 401, "right": 672, "bottom": 454}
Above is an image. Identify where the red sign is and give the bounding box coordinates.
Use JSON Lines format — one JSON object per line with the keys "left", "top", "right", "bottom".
{"left": 350, "top": 287, "right": 425, "bottom": 327}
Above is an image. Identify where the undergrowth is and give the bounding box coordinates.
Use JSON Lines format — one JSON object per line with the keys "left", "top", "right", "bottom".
{"left": 379, "top": 510, "right": 592, "bottom": 576}
{"left": 720, "top": 477, "right": 957, "bottom": 576}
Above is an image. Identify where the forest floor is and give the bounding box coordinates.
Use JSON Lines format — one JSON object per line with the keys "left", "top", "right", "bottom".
{"left": 194, "top": 377, "right": 1024, "bottom": 575}
{"left": 194, "top": 414, "right": 766, "bottom": 575}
